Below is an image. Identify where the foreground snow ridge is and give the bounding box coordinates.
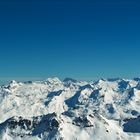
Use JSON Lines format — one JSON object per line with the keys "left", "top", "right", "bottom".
{"left": 1, "top": 77, "right": 140, "bottom": 140}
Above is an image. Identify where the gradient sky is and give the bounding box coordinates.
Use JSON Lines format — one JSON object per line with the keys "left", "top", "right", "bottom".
{"left": 0, "top": 0, "right": 140, "bottom": 81}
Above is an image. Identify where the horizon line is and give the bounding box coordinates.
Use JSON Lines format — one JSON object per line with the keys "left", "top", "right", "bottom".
{"left": 0, "top": 76, "right": 139, "bottom": 82}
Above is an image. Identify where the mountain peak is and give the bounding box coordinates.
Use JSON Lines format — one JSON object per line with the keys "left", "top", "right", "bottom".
{"left": 0, "top": 77, "right": 140, "bottom": 139}
{"left": 46, "top": 77, "right": 62, "bottom": 84}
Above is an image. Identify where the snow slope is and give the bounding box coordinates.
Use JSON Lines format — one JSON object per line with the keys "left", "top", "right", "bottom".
{"left": 0, "top": 77, "right": 140, "bottom": 140}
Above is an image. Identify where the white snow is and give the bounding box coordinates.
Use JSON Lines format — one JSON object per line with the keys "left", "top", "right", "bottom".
{"left": 0, "top": 77, "right": 140, "bottom": 140}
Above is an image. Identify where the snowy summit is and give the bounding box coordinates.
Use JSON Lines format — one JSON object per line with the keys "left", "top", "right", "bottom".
{"left": 0, "top": 77, "right": 140, "bottom": 140}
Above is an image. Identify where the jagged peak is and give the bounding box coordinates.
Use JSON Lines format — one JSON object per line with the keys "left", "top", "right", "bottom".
{"left": 10, "top": 80, "right": 18, "bottom": 84}
{"left": 0, "top": 77, "right": 140, "bottom": 139}
{"left": 46, "top": 77, "right": 62, "bottom": 84}
{"left": 8, "top": 80, "right": 20, "bottom": 88}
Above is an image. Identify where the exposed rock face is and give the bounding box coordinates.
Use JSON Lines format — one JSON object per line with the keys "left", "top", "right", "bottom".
{"left": 0, "top": 113, "right": 60, "bottom": 137}
{"left": 73, "top": 116, "right": 94, "bottom": 128}
{"left": 123, "top": 116, "right": 140, "bottom": 133}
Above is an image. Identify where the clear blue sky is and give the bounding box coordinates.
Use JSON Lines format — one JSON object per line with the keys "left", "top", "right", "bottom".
{"left": 0, "top": 0, "right": 140, "bottom": 81}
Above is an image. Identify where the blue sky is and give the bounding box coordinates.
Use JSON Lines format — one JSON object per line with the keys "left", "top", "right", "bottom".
{"left": 0, "top": 0, "right": 140, "bottom": 81}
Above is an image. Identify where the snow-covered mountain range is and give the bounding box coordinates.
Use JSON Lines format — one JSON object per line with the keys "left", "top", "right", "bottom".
{"left": 0, "top": 77, "right": 140, "bottom": 140}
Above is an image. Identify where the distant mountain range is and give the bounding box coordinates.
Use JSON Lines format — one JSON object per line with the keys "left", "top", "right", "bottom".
{"left": 0, "top": 77, "right": 140, "bottom": 140}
